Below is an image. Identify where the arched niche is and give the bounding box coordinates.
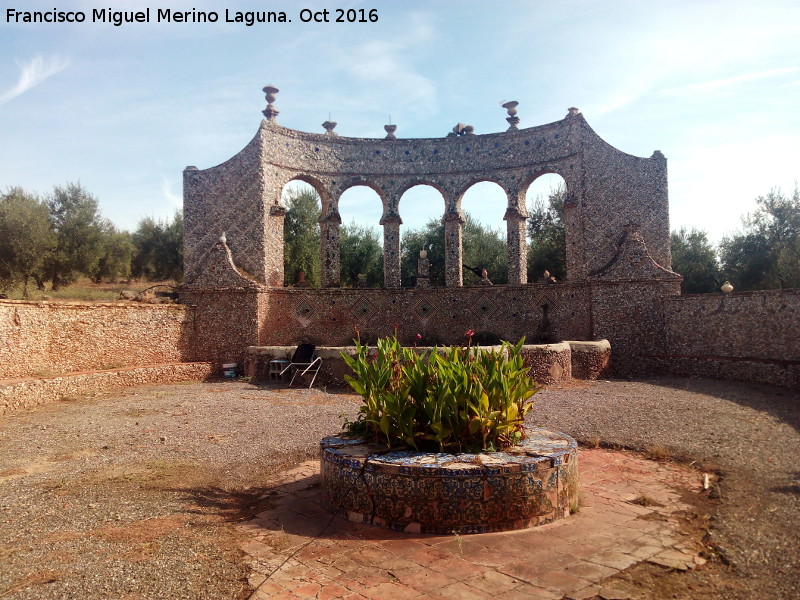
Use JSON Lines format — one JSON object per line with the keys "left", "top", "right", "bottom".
{"left": 459, "top": 181, "right": 509, "bottom": 285}
{"left": 525, "top": 173, "right": 568, "bottom": 282}
{"left": 398, "top": 184, "right": 447, "bottom": 287}
{"left": 338, "top": 185, "right": 384, "bottom": 287}
{"left": 281, "top": 180, "right": 322, "bottom": 287}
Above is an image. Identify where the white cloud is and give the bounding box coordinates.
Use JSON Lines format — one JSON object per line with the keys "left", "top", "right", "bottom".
{"left": 0, "top": 55, "right": 69, "bottom": 106}
{"left": 661, "top": 67, "right": 800, "bottom": 96}
{"left": 161, "top": 178, "right": 183, "bottom": 210}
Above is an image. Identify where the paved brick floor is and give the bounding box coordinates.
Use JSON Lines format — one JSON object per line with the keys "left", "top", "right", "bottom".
{"left": 237, "top": 449, "right": 707, "bottom": 600}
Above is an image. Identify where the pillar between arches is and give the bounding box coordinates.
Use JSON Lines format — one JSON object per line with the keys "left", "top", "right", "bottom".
{"left": 319, "top": 212, "right": 342, "bottom": 288}
{"left": 380, "top": 215, "right": 402, "bottom": 289}
{"left": 443, "top": 211, "right": 465, "bottom": 287}
{"left": 504, "top": 207, "right": 528, "bottom": 285}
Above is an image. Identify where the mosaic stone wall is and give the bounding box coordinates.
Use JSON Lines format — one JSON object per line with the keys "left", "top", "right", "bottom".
{"left": 257, "top": 283, "right": 592, "bottom": 349}
{"left": 180, "top": 91, "right": 798, "bottom": 388}
{"left": 0, "top": 300, "right": 195, "bottom": 380}
{"left": 0, "top": 362, "right": 213, "bottom": 416}
{"left": 652, "top": 289, "right": 800, "bottom": 388}
{"left": 184, "top": 101, "right": 670, "bottom": 287}
{"left": 320, "top": 428, "right": 579, "bottom": 534}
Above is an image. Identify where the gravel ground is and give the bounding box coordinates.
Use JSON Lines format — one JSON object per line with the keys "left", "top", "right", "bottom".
{"left": 533, "top": 377, "right": 800, "bottom": 599}
{"left": 0, "top": 376, "right": 798, "bottom": 599}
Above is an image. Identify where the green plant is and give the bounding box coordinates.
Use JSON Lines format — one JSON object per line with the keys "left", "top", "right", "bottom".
{"left": 341, "top": 334, "right": 539, "bottom": 452}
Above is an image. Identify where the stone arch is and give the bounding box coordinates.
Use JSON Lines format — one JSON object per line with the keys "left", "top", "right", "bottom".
{"left": 281, "top": 173, "right": 333, "bottom": 216}
{"left": 454, "top": 177, "right": 511, "bottom": 213}
{"left": 335, "top": 179, "right": 386, "bottom": 210}
{"left": 337, "top": 185, "right": 384, "bottom": 288}
{"left": 184, "top": 99, "right": 669, "bottom": 288}
{"left": 459, "top": 180, "right": 510, "bottom": 285}
{"left": 280, "top": 179, "right": 322, "bottom": 287}
{"left": 525, "top": 172, "right": 569, "bottom": 283}
{"left": 397, "top": 183, "right": 449, "bottom": 287}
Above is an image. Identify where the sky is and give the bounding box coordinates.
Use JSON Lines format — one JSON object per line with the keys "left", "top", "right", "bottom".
{"left": 1, "top": 0, "right": 799, "bottom": 243}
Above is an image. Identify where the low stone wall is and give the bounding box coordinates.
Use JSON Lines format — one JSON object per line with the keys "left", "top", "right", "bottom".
{"left": 320, "top": 428, "right": 579, "bottom": 534}
{"left": 0, "top": 362, "right": 214, "bottom": 416}
{"left": 650, "top": 289, "right": 800, "bottom": 388}
{"left": 569, "top": 340, "right": 612, "bottom": 380}
{"left": 245, "top": 340, "right": 611, "bottom": 386}
{"left": 0, "top": 300, "right": 196, "bottom": 380}
{"left": 520, "top": 343, "right": 572, "bottom": 384}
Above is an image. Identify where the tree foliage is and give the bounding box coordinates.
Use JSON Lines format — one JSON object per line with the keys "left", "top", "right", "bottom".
{"left": 46, "top": 183, "right": 109, "bottom": 290}
{"left": 720, "top": 187, "right": 800, "bottom": 290}
{"left": 131, "top": 211, "right": 183, "bottom": 282}
{"left": 670, "top": 227, "right": 720, "bottom": 293}
{"left": 340, "top": 220, "right": 383, "bottom": 287}
{"left": 401, "top": 218, "right": 445, "bottom": 286}
{"left": 93, "top": 223, "right": 134, "bottom": 283}
{"left": 283, "top": 188, "right": 321, "bottom": 286}
{"left": 400, "top": 214, "right": 508, "bottom": 286}
{"left": 0, "top": 187, "right": 56, "bottom": 296}
{"left": 527, "top": 185, "right": 566, "bottom": 282}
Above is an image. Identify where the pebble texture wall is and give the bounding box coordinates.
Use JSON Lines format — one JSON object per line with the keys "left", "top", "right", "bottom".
{"left": 184, "top": 100, "right": 670, "bottom": 288}
{"left": 0, "top": 301, "right": 196, "bottom": 380}
{"left": 653, "top": 289, "right": 800, "bottom": 388}
{"left": 0, "top": 362, "right": 214, "bottom": 416}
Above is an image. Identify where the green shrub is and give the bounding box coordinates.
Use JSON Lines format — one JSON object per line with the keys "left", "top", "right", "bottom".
{"left": 341, "top": 335, "right": 539, "bottom": 452}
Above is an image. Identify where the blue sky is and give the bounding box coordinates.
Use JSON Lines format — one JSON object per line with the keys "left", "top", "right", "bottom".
{"left": 1, "top": 0, "right": 798, "bottom": 243}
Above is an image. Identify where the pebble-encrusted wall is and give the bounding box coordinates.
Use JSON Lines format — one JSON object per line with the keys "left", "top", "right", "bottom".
{"left": 652, "top": 289, "right": 800, "bottom": 388}
{"left": 183, "top": 89, "right": 670, "bottom": 288}
{"left": 0, "top": 300, "right": 196, "bottom": 380}
{"left": 180, "top": 89, "right": 798, "bottom": 389}
{"left": 259, "top": 283, "right": 592, "bottom": 347}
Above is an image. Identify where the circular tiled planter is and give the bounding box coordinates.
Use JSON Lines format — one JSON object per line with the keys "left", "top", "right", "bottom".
{"left": 320, "top": 428, "right": 578, "bottom": 534}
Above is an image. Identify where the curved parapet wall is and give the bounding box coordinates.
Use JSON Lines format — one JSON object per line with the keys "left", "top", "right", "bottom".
{"left": 244, "top": 339, "right": 611, "bottom": 385}
{"left": 320, "top": 428, "right": 578, "bottom": 534}
{"left": 184, "top": 100, "right": 669, "bottom": 288}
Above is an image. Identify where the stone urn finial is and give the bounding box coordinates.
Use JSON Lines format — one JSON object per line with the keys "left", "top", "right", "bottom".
{"left": 567, "top": 107, "right": 580, "bottom": 118}
{"left": 503, "top": 101, "right": 520, "bottom": 130}
{"left": 384, "top": 124, "right": 397, "bottom": 140}
{"left": 262, "top": 85, "right": 279, "bottom": 121}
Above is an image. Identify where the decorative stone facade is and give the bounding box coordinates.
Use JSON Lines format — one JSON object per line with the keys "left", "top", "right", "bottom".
{"left": 184, "top": 90, "right": 671, "bottom": 289}
{"left": 180, "top": 87, "right": 798, "bottom": 389}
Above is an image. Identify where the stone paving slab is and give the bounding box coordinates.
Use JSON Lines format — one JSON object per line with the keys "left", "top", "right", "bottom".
{"left": 238, "top": 449, "right": 706, "bottom": 600}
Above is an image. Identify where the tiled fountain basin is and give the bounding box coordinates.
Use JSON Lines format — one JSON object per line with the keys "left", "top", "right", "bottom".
{"left": 320, "top": 428, "right": 578, "bottom": 534}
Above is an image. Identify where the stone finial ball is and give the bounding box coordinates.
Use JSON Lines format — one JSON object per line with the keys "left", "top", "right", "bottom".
{"left": 419, "top": 250, "right": 428, "bottom": 259}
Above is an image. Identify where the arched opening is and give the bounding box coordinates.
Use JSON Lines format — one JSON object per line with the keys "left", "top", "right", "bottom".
{"left": 281, "top": 180, "right": 322, "bottom": 287}
{"left": 525, "top": 173, "right": 567, "bottom": 283}
{"left": 460, "top": 181, "right": 508, "bottom": 285}
{"left": 398, "top": 184, "right": 446, "bottom": 287}
{"left": 338, "top": 185, "right": 384, "bottom": 287}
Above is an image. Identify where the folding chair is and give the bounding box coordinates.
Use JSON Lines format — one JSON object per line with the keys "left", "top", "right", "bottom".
{"left": 279, "top": 343, "right": 322, "bottom": 388}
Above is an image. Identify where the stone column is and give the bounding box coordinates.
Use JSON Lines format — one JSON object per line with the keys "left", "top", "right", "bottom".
{"left": 416, "top": 251, "right": 431, "bottom": 288}
{"left": 381, "top": 215, "right": 402, "bottom": 288}
{"left": 443, "top": 211, "right": 465, "bottom": 287}
{"left": 319, "top": 212, "right": 342, "bottom": 288}
{"left": 266, "top": 204, "right": 286, "bottom": 287}
{"left": 504, "top": 207, "right": 528, "bottom": 285}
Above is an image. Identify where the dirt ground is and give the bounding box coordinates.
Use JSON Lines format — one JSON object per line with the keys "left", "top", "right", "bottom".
{"left": 0, "top": 377, "right": 798, "bottom": 599}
